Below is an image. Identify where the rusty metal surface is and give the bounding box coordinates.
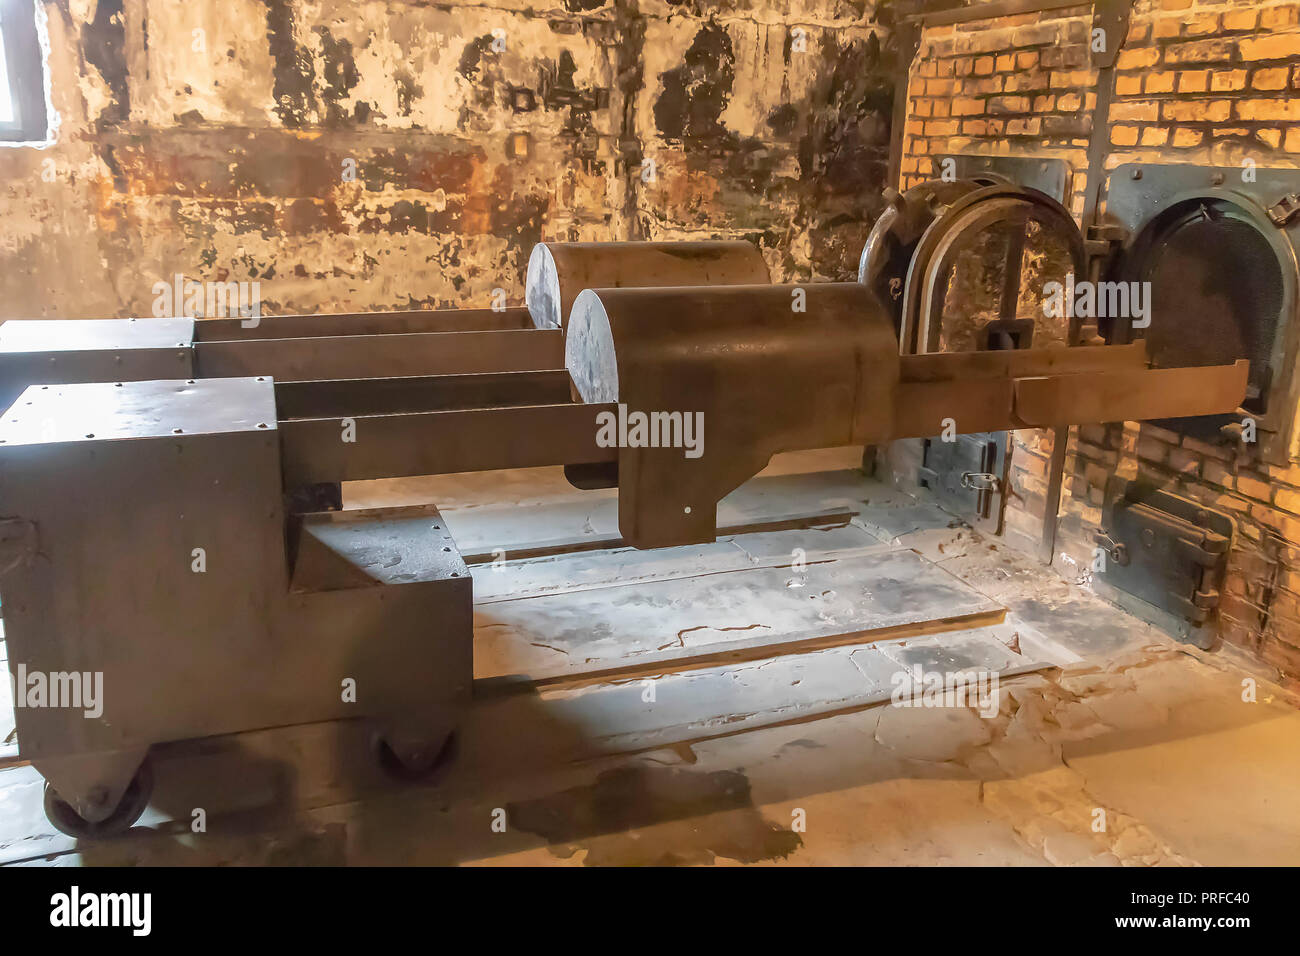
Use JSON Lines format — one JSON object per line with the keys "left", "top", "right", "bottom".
{"left": 0, "top": 378, "right": 284, "bottom": 784}
{"left": 945, "top": 156, "right": 1071, "bottom": 203}
{"left": 1013, "top": 361, "right": 1250, "bottom": 426}
{"left": 893, "top": 344, "right": 1147, "bottom": 436}
{"left": 899, "top": 341, "right": 1148, "bottom": 382}
{"left": 1105, "top": 165, "right": 1300, "bottom": 463}
{"left": 279, "top": 402, "right": 617, "bottom": 485}
{"left": 919, "top": 431, "right": 1010, "bottom": 534}
{"left": 859, "top": 180, "right": 982, "bottom": 336}
{"left": 194, "top": 328, "right": 564, "bottom": 381}
{"left": 892, "top": 359, "right": 1248, "bottom": 438}
{"left": 566, "top": 283, "right": 899, "bottom": 548}
{"left": 0, "top": 378, "right": 473, "bottom": 821}
{"left": 1096, "top": 479, "right": 1234, "bottom": 636}
{"left": 526, "top": 240, "right": 771, "bottom": 331}
{"left": 0, "top": 248, "right": 1259, "bottom": 825}
{"left": 0, "top": 318, "right": 195, "bottom": 410}
{"left": 194, "top": 307, "right": 532, "bottom": 341}
{"left": 275, "top": 369, "right": 572, "bottom": 419}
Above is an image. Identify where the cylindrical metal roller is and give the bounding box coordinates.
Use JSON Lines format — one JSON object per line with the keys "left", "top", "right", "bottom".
{"left": 525, "top": 240, "right": 771, "bottom": 331}
{"left": 565, "top": 283, "right": 898, "bottom": 548}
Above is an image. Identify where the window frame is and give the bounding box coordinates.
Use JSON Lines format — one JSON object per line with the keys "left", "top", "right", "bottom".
{"left": 0, "top": 0, "right": 47, "bottom": 144}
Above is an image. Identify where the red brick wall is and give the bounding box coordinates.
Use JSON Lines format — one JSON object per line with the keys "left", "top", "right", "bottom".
{"left": 896, "top": 0, "right": 1300, "bottom": 685}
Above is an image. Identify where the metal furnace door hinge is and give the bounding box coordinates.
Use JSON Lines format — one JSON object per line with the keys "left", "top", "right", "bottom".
{"left": 1267, "top": 193, "right": 1300, "bottom": 227}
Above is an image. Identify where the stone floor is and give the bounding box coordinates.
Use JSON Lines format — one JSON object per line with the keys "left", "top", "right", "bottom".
{"left": 2, "top": 449, "right": 1298, "bottom": 866}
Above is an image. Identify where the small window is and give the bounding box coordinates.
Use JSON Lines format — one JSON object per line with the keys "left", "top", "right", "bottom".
{"left": 0, "top": 0, "right": 48, "bottom": 144}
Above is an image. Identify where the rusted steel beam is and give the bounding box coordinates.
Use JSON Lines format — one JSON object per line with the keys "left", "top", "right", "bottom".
{"left": 899, "top": 342, "right": 1147, "bottom": 382}
{"left": 1013, "top": 361, "right": 1251, "bottom": 426}
{"left": 194, "top": 329, "right": 564, "bottom": 382}
{"left": 279, "top": 402, "right": 617, "bottom": 485}
{"left": 891, "top": 359, "right": 1249, "bottom": 438}
{"left": 893, "top": 379, "right": 1019, "bottom": 438}
{"left": 193, "top": 308, "right": 532, "bottom": 341}
{"left": 275, "top": 369, "right": 574, "bottom": 420}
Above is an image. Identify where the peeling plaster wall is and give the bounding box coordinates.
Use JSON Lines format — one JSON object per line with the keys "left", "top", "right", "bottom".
{"left": 0, "top": 0, "right": 897, "bottom": 318}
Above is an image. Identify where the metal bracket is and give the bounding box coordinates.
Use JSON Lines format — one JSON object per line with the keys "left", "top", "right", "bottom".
{"left": 888, "top": 16, "right": 927, "bottom": 189}
{"left": 1091, "top": 0, "right": 1134, "bottom": 70}
{"left": 1267, "top": 193, "right": 1300, "bottom": 227}
{"left": 1084, "top": 222, "right": 1128, "bottom": 255}
{"left": 946, "top": 155, "right": 1071, "bottom": 204}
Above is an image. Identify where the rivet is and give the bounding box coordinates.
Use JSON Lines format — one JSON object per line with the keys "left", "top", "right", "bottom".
{"left": 173, "top": 427, "right": 184, "bottom": 434}
{"left": 257, "top": 422, "right": 268, "bottom": 428}
{"left": 1131, "top": 168, "right": 1142, "bottom": 180}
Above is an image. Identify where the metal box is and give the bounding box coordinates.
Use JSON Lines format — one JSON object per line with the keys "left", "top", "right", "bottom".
{"left": 0, "top": 318, "right": 195, "bottom": 411}
{"left": 0, "top": 378, "right": 472, "bottom": 828}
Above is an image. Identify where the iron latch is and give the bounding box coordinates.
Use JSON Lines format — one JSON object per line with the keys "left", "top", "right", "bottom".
{"left": 1093, "top": 531, "right": 1129, "bottom": 566}
{"left": 1267, "top": 193, "right": 1300, "bottom": 226}
{"left": 1083, "top": 223, "right": 1127, "bottom": 263}
{"left": 960, "top": 472, "right": 1001, "bottom": 492}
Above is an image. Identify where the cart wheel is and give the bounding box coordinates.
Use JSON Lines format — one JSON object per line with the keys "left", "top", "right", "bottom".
{"left": 43, "top": 759, "right": 153, "bottom": 839}
{"left": 372, "top": 731, "right": 456, "bottom": 783}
